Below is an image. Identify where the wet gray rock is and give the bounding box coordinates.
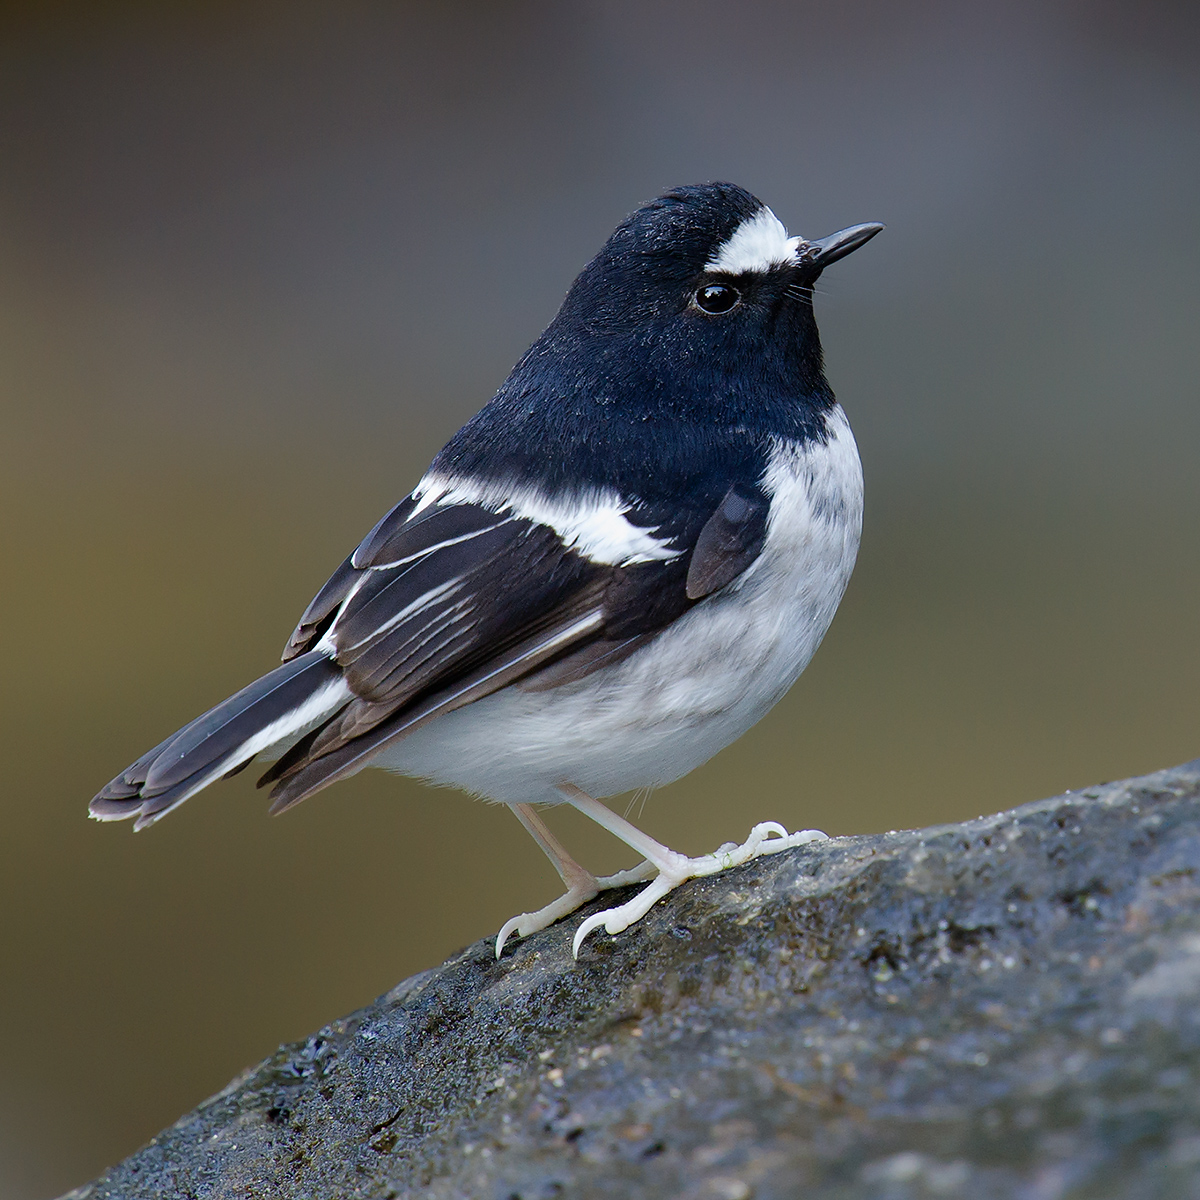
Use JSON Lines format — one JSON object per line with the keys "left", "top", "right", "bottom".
{"left": 71, "top": 761, "right": 1200, "bottom": 1199}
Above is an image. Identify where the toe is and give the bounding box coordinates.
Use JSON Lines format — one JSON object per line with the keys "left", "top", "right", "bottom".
{"left": 572, "top": 875, "right": 675, "bottom": 958}
{"left": 496, "top": 881, "right": 602, "bottom": 958}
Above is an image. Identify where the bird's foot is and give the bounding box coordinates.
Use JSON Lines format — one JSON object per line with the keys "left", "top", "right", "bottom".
{"left": 571, "top": 822, "right": 828, "bottom": 958}
{"left": 495, "top": 858, "right": 656, "bottom": 958}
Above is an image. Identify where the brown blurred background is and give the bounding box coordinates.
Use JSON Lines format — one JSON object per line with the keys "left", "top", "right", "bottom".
{"left": 1, "top": 1, "right": 1198, "bottom": 1194}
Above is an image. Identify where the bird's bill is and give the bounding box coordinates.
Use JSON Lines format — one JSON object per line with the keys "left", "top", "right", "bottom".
{"left": 801, "top": 222, "right": 885, "bottom": 269}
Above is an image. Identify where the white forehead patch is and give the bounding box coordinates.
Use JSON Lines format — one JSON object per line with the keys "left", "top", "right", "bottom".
{"left": 706, "top": 206, "right": 802, "bottom": 275}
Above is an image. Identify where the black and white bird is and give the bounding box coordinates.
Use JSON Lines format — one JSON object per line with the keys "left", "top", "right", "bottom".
{"left": 91, "top": 183, "right": 882, "bottom": 958}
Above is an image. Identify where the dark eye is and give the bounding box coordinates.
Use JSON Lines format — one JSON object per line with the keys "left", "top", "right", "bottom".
{"left": 694, "top": 283, "right": 740, "bottom": 314}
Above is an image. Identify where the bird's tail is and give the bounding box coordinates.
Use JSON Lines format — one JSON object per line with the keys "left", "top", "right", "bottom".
{"left": 90, "top": 651, "right": 350, "bottom": 830}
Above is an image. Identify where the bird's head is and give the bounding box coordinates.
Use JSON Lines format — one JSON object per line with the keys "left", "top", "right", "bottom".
{"left": 545, "top": 182, "right": 883, "bottom": 404}
{"left": 445, "top": 184, "right": 883, "bottom": 491}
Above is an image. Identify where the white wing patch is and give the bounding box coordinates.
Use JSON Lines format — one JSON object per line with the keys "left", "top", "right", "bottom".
{"left": 706, "top": 206, "right": 803, "bottom": 276}
{"left": 410, "top": 473, "right": 680, "bottom": 567}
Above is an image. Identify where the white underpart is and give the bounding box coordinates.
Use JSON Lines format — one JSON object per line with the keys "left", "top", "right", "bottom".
{"left": 410, "top": 472, "right": 680, "bottom": 566}
{"left": 705, "top": 206, "right": 804, "bottom": 275}
{"left": 132, "top": 675, "right": 352, "bottom": 827}
{"left": 374, "top": 404, "right": 864, "bottom": 808}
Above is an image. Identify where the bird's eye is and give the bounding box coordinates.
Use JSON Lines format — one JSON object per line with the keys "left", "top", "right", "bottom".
{"left": 693, "top": 283, "right": 740, "bottom": 314}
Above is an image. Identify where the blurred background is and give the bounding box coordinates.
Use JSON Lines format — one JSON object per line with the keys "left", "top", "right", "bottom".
{"left": 1, "top": 1, "right": 1198, "bottom": 1194}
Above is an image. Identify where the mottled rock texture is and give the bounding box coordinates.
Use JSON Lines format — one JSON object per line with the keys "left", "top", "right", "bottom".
{"left": 72, "top": 762, "right": 1200, "bottom": 1199}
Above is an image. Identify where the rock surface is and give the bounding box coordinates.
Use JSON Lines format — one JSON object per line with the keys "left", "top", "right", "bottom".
{"left": 71, "top": 762, "right": 1200, "bottom": 1199}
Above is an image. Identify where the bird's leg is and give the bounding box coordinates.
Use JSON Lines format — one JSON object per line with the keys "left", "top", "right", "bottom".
{"left": 495, "top": 802, "right": 655, "bottom": 957}
{"left": 558, "top": 783, "right": 828, "bottom": 958}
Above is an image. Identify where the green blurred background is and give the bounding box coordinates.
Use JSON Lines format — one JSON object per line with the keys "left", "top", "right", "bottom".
{"left": 2, "top": 1, "right": 1198, "bottom": 1194}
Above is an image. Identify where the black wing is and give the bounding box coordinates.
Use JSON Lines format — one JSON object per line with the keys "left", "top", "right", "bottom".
{"left": 261, "top": 496, "right": 650, "bottom": 809}
{"left": 261, "top": 480, "right": 770, "bottom": 812}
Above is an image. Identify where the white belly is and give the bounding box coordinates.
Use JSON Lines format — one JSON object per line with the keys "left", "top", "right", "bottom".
{"left": 374, "top": 406, "right": 863, "bottom": 806}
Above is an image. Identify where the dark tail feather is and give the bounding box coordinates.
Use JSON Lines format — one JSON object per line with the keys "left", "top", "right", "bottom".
{"left": 256, "top": 726, "right": 323, "bottom": 789}
{"left": 90, "top": 651, "right": 346, "bottom": 830}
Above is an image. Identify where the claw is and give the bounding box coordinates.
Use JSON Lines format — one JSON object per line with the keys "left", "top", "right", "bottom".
{"left": 495, "top": 881, "right": 599, "bottom": 958}
{"left": 495, "top": 915, "right": 529, "bottom": 959}
{"left": 571, "top": 910, "right": 609, "bottom": 958}
{"left": 572, "top": 874, "right": 674, "bottom": 957}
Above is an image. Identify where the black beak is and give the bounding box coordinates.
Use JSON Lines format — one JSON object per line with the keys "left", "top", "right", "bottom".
{"left": 800, "top": 222, "right": 885, "bottom": 270}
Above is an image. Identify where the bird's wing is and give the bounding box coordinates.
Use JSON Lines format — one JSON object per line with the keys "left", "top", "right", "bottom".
{"left": 261, "top": 481, "right": 711, "bottom": 810}
{"left": 264, "top": 475, "right": 771, "bottom": 810}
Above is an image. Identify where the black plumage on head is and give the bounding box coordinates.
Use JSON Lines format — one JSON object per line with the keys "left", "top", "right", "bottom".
{"left": 432, "top": 182, "right": 836, "bottom": 510}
